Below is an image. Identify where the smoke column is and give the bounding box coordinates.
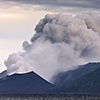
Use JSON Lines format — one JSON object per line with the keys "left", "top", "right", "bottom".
{"left": 4, "top": 12, "right": 100, "bottom": 81}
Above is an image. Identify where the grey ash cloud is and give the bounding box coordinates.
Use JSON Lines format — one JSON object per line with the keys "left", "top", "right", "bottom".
{"left": 4, "top": 12, "right": 100, "bottom": 81}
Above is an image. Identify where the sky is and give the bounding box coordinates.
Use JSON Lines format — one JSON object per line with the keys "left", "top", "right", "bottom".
{"left": 0, "top": 0, "right": 100, "bottom": 72}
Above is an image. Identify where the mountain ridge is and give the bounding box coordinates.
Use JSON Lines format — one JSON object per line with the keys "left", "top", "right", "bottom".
{"left": 53, "top": 62, "right": 100, "bottom": 86}
{"left": 53, "top": 63, "right": 100, "bottom": 94}
{"left": 0, "top": 62, "right": 100, "bottom": 94}
{"left": 0, "top": 71, "right": 56, "bottom": 94}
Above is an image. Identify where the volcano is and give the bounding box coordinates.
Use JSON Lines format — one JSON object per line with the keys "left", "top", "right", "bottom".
{"left": 53, "top": 63, "right": 100, "bottom": 93}
{"left": 0, "top": 71, "right": 56, "bottom": 94}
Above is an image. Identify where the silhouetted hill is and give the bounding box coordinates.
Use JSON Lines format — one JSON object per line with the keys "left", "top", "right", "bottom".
{"left": 0, "top": 71, "right": 56, "bottom": 94}
{"left": 54, "top": 66, "right": 100, "bottom": 93}
{"left": 0, "top": 70, "right": 7, "bottom": 79}
{"left": 1, "top": 62, "right": 100, "bottom": 94}
{"left": 53, "top": 62, "right": 100, "bottom": 86}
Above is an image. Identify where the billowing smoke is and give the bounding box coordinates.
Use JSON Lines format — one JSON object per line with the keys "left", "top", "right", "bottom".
{"left": 4, "top": 12, "right": 100, "bottom": 81}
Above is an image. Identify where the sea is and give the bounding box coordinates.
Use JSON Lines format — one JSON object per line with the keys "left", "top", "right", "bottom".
{"left": 0, "top": 94, "right": 100, "bottom": 100}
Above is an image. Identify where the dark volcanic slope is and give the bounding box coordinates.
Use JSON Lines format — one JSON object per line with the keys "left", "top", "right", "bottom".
{"left": 0, "top": 70, "right": 7, "bottom": 79}
{"left": 53, "top": 62, "right": 100, "bottom": 86}
{"left": 57, "top": 67, "right": 100, "bottom": 93}
{"left": 0, "top": 71, "right": 56, "bottom": 94}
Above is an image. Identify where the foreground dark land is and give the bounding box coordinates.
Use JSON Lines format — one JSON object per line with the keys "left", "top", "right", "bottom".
{"left": 0, "top": 94, "right": 100, "bottom": 100}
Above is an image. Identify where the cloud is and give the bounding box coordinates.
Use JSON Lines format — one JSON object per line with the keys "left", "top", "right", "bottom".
{"left": 0, "top": 0, "right": 100, "bottom": 9}
{"left": 4, "top": 12, "right": 100, "bottom": 82}
{"left": 0, "top": 0, "right": 100, "bottom": 12}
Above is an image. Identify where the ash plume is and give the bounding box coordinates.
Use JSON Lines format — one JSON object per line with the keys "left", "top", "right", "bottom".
{"left": 4, "top": 12, "right": 100, "bottom": 81}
